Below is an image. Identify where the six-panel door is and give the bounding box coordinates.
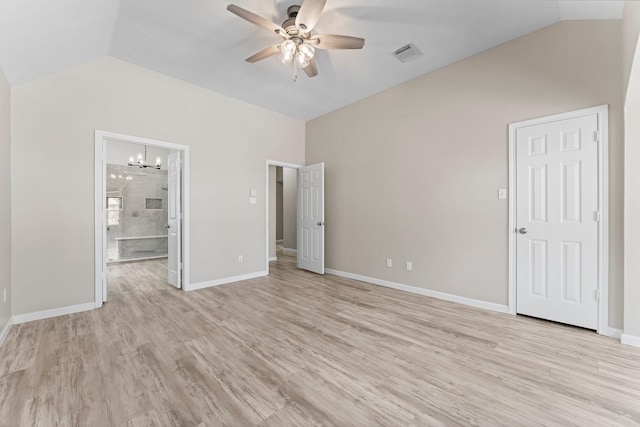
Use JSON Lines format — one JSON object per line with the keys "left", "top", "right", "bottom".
{"left": 515, "top": 114, "right": 599, "bottom": 330}
{"left": 297, "top": 163, "right": 325, "bottom": 274}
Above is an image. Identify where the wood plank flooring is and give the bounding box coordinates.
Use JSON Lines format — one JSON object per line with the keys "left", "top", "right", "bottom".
{"left": 0, "top": 256, "right": 639, "bottom": 426}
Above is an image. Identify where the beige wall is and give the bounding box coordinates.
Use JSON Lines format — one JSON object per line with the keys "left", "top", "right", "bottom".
{"left": 0, "top": 67, "right": 11, "bottom": 332}
{"left": 623, "top": 2, "right": 640, "bottom": 94}
{"left": 306, "top": 21, "right": 624, "bottom": 329}
{"left": 624, "top": 4, "right": 640, "bottom": 339}
{"left": 283, "top": 167, "right": 297, "bottom": 250}
{"left": 11, "top": 57, "right": 305, "bottom": 315}
{"left": 624, "top": 93, "right": 640, "bottom": 338}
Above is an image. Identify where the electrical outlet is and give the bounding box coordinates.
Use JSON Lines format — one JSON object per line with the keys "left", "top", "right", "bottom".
{"left": 238, "top": 255, "right": 244, "bottom": 263}
{"left": 406, "top": 262, "right": 413, "bottom": 271}
{"left": 498, "top": 188, "right": 507, "bottom": 200}
{"left": 386, "top": 258, "right": 393, "bottom": 267}
{"left": 3, "top": 288, "right": 6, "bottom": 303}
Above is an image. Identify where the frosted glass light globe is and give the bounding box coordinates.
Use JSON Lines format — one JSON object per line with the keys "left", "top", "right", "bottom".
{"left": 298, "top": 43, "right": 315, "bottom": 60}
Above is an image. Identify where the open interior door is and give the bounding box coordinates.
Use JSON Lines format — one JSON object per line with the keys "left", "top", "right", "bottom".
{"left": 167, "top": 151, "right": 182, "bottom": 288}
{"left": 297, "top": 162, "right": 325, "bottom": 274}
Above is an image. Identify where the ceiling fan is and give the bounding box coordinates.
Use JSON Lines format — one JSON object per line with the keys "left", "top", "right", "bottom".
{"left": 227, "top": 0, "right": 365, "bottom": 79}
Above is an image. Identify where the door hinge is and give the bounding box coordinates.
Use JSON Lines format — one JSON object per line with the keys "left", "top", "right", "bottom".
{"left": 593, "top": 131, "right": 599, "bottom": 143}
{"left": 594, "top": 211, "right": 600, "bottom": 222}
{"left": 594, "top": 289, "right": 599, "bottom": 301}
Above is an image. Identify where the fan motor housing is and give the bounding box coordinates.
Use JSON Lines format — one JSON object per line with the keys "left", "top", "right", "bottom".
{"left": 287, "top": 5, "right": 300, "bottom": 17}
{"left": 282, "top": 5, "right": 301, "bottom": 31}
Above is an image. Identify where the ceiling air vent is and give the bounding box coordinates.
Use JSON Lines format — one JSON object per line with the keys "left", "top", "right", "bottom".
{"left": 392, "top": 43, "right": 422, "bottom": 63}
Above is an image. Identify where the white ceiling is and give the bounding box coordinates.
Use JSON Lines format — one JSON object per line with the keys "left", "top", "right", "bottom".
{"left": 0, "top": 0, "right": 624, "bottom": 120}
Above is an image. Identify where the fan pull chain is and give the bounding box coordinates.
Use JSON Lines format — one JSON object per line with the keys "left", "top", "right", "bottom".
{"left": 293, "top": 57, "right": 298, "bottom": 82}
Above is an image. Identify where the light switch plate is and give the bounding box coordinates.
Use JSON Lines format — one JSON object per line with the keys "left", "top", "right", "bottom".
{"left": 249, "top": 197, "right": 257, "bottom": 204}
{"left": 250, "top": 189, "right": 257, "bottom": 197}
{"left": 406, "top": 261, "right": 413, "bottom": 271}
{"left": 498, "top": 188, "right": 507, "bottom": 200}
{"left": 386, "top": 259, "right": 392, "bottom": 267}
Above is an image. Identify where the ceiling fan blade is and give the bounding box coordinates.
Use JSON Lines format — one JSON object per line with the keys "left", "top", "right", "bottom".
{"left": 246, "top": 45, "right": 281, "bottom": 63}
{"left": 227, "top": 4, "right": 285, "bottom": 35}
{"left": 311, "top": 34, "right": 365, "bottom": 50}
{"left": 295, "top": 0, "right": 327, "bottom": 31}
{"left": 303, "top": 58, "right": 318, "bottom": 78}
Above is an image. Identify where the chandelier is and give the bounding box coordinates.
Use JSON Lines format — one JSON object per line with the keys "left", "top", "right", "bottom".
{"left": 128, "top": 146, "right": 161, "bottom": 170}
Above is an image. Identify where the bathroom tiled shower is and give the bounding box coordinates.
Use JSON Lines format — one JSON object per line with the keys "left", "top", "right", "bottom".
{"left": 106, "top": 164, "right": 169, "bottom": 263}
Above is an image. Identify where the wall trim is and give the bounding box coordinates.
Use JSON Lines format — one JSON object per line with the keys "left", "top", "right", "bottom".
{"left": 185, "top": 270, "right": 268, "bottom": 292}
{"left": 621, "top": 334, "right": 640, "bottom": 348}
{"left": 0, "top": 318, "right": 13, "bottom": 347}
{"left": 601, "top": 327, "right": 622, "bottom": 340}
{"left": 282, "top": 248, "right": 297, "bottom": 256}
{"left": 508, "top": 105, "right": 610, "bottom": 336}
{"left": 12, "top": 302, "right": 95, "bottom": 324}
{"left": 269, "top": 256, "right": 278, "bottom": 262}
{"left": 326, "top": 269, "right": 509, "bottom": 314}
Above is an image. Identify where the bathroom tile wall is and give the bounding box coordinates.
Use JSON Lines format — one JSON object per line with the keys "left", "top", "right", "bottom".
{"left": 106, "top": 164, "right": 168, "bottom": 260}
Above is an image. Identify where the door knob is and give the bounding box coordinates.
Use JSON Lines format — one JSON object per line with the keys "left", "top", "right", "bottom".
{"left": 106, "top": 226, "right": 111, "bottom": 231}
{"left": 317, "top": 222, "right": 324, "bottom": 226}
{"left": 165, "top": 224, "right": 170, "bottom": 229}
{"left": 518, "top": 227, "right": 528, "bottom": 234}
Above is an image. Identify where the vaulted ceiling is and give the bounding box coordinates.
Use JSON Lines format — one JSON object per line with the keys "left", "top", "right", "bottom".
{"left": 0, "top": 0, "right": 624, "bottom": 120}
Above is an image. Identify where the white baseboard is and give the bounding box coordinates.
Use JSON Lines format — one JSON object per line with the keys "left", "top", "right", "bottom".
{"left": 12, "top": 302, "right": 95, "bottom": 324}
{"left": 282, "top": 248, "right": 297, "bottom": 256}
{"left": 269, "top": 257, "right": 278, "bottom": 262}
{"left": 621, "top": 333, "right": 640, "bottom": 348}
{"left": 186, "top": 270, "right": 268, "bottom": 292}
{"left": 325, "top": 269, "right": 510, "bottom": 314}
{"left": 600, "top": 327, "right": 622, "bottom": 339}
{"left": 0, "top": 318, "right": 13, "bottom": 347}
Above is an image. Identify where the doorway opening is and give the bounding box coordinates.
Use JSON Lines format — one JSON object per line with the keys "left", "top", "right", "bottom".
{"left": 105, "top": 142, "right": 171, "bottom": 264}
{"left": 265, "top": 160, "right": 325, "bottom": 276}
{"left": 95, "top": 131, "right": 190, "bottom": 308}
{"left": 266, "top": 161, "right": 301, "bottom": 274}
{"left": 269, "top": 165, "right": 298, "bottom": 263}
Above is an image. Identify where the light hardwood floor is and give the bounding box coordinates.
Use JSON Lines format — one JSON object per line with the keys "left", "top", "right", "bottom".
{"left": 0, "top": 256, "right": 639, "bottom": 426}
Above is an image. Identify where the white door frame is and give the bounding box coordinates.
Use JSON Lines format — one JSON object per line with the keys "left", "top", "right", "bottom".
{"left": 94, "top": 130, "right": 190, "bottom": 308}
{"left": 265, "top": 160, "right": 303, "bottom": 274}
{"left": 508, "top": 105, "right": 610, "bottom": 336}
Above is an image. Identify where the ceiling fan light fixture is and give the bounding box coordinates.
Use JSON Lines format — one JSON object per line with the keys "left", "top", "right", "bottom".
{"left": 280, "top": 51, "right": 294, "bottom": 64}
{"left": 281, "top": 40, "right": 297, "bottom": 55}
{"left": 226, "top": 1, "right": 365, "bottom": 80}
{"left": 280, "top": 39, "right": 297, "bottom": 63}
{"left": 296, "top": 52, "right": 310, "bottom": 68}
{"left": 298, "top": 43, "right": 315, "bottom": 60}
